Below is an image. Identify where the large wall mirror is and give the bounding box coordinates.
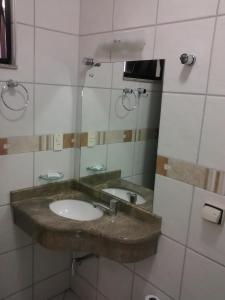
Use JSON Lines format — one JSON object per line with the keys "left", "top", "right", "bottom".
{"left": 0, "top": 0, "right": 12, "bottom": 65}
{"left": 79, "top": 59, "right": 165, "bottom": 211}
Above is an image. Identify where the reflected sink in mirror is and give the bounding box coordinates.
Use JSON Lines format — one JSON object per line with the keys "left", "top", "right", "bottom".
{"left": 49, "top": 199, "right": 103, "bottom": 221}
{"left": 102, "top": 188, "right": 145, "bottom": 205}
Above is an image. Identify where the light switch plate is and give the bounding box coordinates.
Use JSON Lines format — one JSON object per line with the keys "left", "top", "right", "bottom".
{"left": 54, "top": 133, "right": 63, "bottom": 151}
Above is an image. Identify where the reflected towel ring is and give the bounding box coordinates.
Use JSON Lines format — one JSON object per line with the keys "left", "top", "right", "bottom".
{"left": 1, "top": 79, "right": 29, "bottom": 111}
{"left": 122, "top": 88, "right": 138, "bottom": 111}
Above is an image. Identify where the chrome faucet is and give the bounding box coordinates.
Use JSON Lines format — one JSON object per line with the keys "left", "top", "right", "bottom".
{"left": 93, "top": 199, "right": 118, "bottom": 216}
{"left": 127, "top": 192, "right": 137, "bottom": 204}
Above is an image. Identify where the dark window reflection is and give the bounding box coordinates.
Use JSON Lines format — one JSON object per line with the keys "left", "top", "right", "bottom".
{"left": 0, "top": 0, "right": 11, "bottom": 64}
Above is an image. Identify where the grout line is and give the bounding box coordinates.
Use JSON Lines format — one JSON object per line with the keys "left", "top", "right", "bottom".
{"left": 1, "top": 285, "right": 33, "bottom": 300}
{"left": 35, "top": 25, "right": 79, "bottom": 37}
{"left": 80, "top": 15, "right": 217, "bottom": 37}
{"left": 196, "top": 4, "right": 220, "bottom": 164}
{"left": 0, "top": 244, "right": 33, "bottom": 257}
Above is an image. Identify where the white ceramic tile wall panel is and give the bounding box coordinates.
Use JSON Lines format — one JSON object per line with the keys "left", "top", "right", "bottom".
{"left": 80, "top": 0, "right": 113, "bottom": 34}
{"left": 181, "top": 249, "right": 225, "bottom": 300}
{"left": 107, "top": 142, "right": 134, "bottom": 177}
{"left": 0, "top": 153, "right": 33, "bottom": 205}
{"left": 109, "top": 89, "right": 137, "bottom": 130}
{"left": 199, "top": 96, "right": 225, "bottom": 170}
{"left": 0, "top": 83, "right": 33, "bottom": 137}
{"left": 15, "top": 0, "right": 34, "bottom": 25}
{"left": 35, "top": 29, "right": 78, "bottom": 85}
{"left": 158, "top": 0, "right": 218, "bottom": 23}
{"left": 81, "top": 88, "right": 111, "bottom": 132}
{"left": 219, "top": 0, "right": 225, "bottom": 13}
{"left": 188, "top": 188, "right": 225, "bottom": 265}
{"left": 114, "top": 0, "right": 157, "bottom": 30}
{"left": 208, "top": 16, "right": 225, "bottom": 95}
{"left": 135, "top": 236, "right": 185, "bottom": 299}
{"left": 137, "top": 92, "right": 162, "bottom": 130}
{"left": 35, "top": 85, "right": 76, "bottom": 135}
{"left": 80, "top": 145, "right": 107, "bottom": 177}
{"left": 111, "top": 27, "right": 155, "bottom": 62}
{"left": 34, "top": 271, "right": 70, "bottom": 300}
{"left": 6, "top": 288, "right": 32, "bottom": 300}
{"left": 158, "top": 93, "right": 205, "bottom": 163}
{"left": 133, "top": 140, "right": 157, "bottom": 175}
{"left": 98, "top": 257, "right": 133, "bottom": 300}
{"left": 71, "top": 273, "right": 97, "bottom": 300}
{"left": 77, "top": 256, "right": 99, "bottom": 287}
{"left": 0, "top": 246, "right": 32, "bottom": 299}
{"left": 80, "top": 62, "right": 113, "bottom": 88}
{"left": 0, "top": 205, "right": 31, "bottom": 255}
{"left": 34, "top": 149, "right": 75, "bottom": 185}
{"left": 154, "top": 175, "right": 193, "bottom": 244}
{"left": 35, "top": 0, "right": 80, "bottom": 34}
{"left": 132, "top": 275, "right": 172, "bottom": 300}
{"left": 154, "top": 18, "right": 215, "bottom": 93}
{"left": 79, "top": 33, "right": 112, "bottom": 63}
{"left": 34, "top": 244, "right": 70, "bottom": 282}
{"left": 0, "top": 24, "right": 34, "bottom": 82}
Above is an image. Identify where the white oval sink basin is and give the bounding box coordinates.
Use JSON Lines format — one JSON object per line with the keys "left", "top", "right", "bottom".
{"left": 102, "top": 188, "right": 145, "bottom": 205}
{"left": 49, "top": 199, "right": 103, "bottom": 221}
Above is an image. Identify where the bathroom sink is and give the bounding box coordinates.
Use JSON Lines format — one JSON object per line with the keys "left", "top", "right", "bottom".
{"left": 102, "top": 188, "right": 145, "bottom": 205}
{"left": 49, "top": 199, "right": 103, "bottom": 221}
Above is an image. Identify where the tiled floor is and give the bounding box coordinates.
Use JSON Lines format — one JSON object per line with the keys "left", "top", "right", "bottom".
{"left": 53, "top": 291, "right": 80, "bottom": 300}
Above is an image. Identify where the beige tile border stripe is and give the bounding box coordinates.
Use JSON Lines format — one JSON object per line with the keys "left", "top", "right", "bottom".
{"left": 157, "top": 155, "right": 225, "bottom": 196}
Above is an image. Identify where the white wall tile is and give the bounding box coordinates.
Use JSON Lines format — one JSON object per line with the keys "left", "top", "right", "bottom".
{"left": 132, "top": 275, "right": 172, "bottom": 300}
{"left": 208, "top": 16, "right": 225, "bottom": 95}
{"left": 158, "top": 0, "right": 218, "bottom": 23}
{"left": 6, "top": 288, "right": 32, "bottom": 300}
{"left": 0, "top": 205, "right": 31, "bottom": 255}
{"left": 0, "top": 83, "right": 33, "bottom": 137}
{"left": 188, "top": 188, "right": 225, "bottom": 265}
{"left": 158, "top": 93, "right": 204, "bottom": 163}
{"left": 35, "top": 85, "right": 76, "bottom": 135}
{"left": 35, "top": 0, "right": 80, "bottom": 34}
{"left": 35, "top": 29, "right": 78, "bottom": 85}
{"left": 0, "top": 24, "right": 34, "bottom": 82}
{"left": 219, "top": 0, "right": 225, "bottom": 14}
{"left": 0, "top": 246, "right": 32, "bottom": 299}
{"left": 154, "top": 18, "right": 215, "bottom": 93}
{"left": 81, "top": 88, "right": 111, "bottom": 132}
{"left": 135, "top": 236, "right": 185, "bottom": 299}
{"left": 80, "top": 62, "right": 113, "bottom": 88}
{"left": 107, "top": 142, "right": 134, "bottom": 178}
{"left": 79, "top": 33, "right": 112, "bottom": 64}
{"left": 15, "top": 0, "right": 34, "bottom": 25}
{"left": 34, "top": 271, "right": 69, "bottom": 300}
{"left": 111, "top": 27, "right": 155, "bottom": 62}
{"left": 181, "top": 250, "right": 225, "bottom": 300}
{"left": 109, "top": 89, "right": 137, "bottom": 130}
{"left": 199, "top": 96, "right": 225, "bottom": 170}
{"left": 80, "top": 145, "right": 107, "bottom": 177}
{"left": 154, "top": 175, "right": 193, "bottom": 244}
{"left": 0, "top": 153, "right": 33, "bottom": 205}
{"left": 71, "top": 273, "right": 97, "bottom": 300}
{"left": 113, "top": 0, "right": 157, "bottom": 30}
{"left": 34, "top": 149, "right": 75, "bottom": 185}
{"left": 98, "top": 257, "right": 133, "bottom": 300}
{"left": 34, "top": 244, "right": 70, "bottom": 282}
{"left": 80, "top": 0, "right": 113, "bottom": 34}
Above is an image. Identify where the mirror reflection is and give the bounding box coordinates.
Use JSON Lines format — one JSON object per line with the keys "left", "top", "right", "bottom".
{"left": 79, "top": 59, "right": 165, "bottom": 211}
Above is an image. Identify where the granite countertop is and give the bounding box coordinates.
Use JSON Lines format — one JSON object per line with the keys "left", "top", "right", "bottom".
{"left": 11, "top": 180, "right": 161, "bottom": 263}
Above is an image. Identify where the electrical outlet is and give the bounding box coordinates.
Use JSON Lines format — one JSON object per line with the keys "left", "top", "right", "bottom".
{"left": 54, "top": 133, "right": 63, "bottom": 151}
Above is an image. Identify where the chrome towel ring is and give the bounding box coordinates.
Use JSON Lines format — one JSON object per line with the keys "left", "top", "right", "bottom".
{"left": 1, "top": 79, "right": 29, "bottom": 111}
{"left": 122, "top": 88, "right": 138, "bottom": 111}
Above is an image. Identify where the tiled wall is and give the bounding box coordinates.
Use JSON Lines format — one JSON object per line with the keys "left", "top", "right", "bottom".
{"left": 0, "top": 0, "right": 79, "bottom": 299}
{"left": 72, "top": 0, "right": 225, "bottom": 300}
{"left": 80, "top": 62, "right": 162, "bottom": 188}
